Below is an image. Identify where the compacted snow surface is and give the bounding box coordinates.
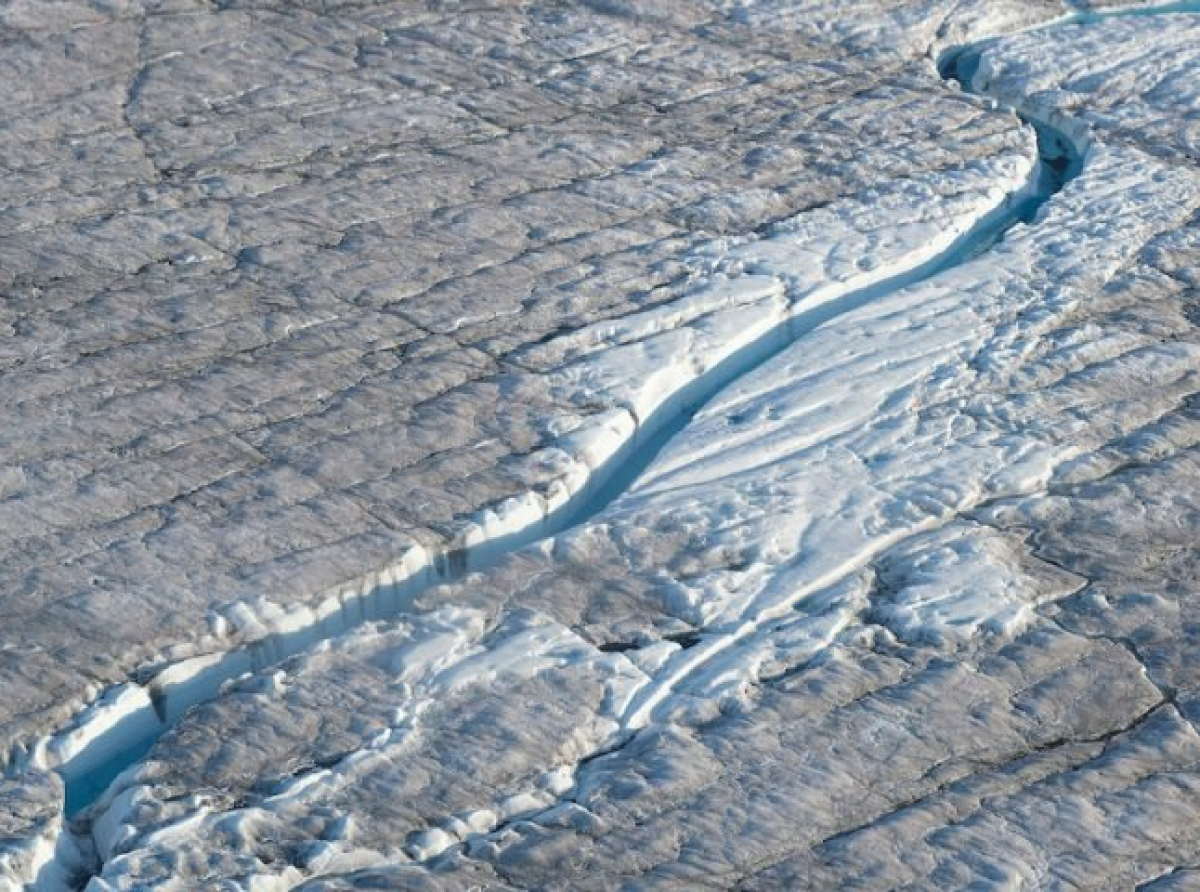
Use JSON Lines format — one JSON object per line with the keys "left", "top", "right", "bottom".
{"left": 2, "top": 1, "right": 1200, "bottom": 889}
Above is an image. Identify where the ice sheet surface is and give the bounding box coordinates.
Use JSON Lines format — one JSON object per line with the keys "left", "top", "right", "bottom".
{"left": 3, "top": 2, "right": 1200, "bottom": 890}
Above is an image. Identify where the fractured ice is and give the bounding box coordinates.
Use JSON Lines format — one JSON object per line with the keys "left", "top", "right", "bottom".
{"left": 2, "top": 1, "right": 1200, "bottom": 890}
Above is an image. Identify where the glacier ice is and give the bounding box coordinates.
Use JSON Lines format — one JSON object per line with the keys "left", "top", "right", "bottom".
{"left": 2, "top": 1, "right": 1200, "bottom": 890}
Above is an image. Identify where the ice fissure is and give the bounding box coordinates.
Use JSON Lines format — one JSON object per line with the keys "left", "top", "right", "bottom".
{"left": 8, "top": 3, "right": 1199, "bottom": 890}
{"left": 19, "top": 59, "right": 1056, "bottom": 829}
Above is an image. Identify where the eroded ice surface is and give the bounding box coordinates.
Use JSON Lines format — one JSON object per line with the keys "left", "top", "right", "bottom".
{"left": 0, "top": 0, "right": 1047, "bottom": 776}
{"left": 3, "top": 1, "right": 1200, "bottom": 890}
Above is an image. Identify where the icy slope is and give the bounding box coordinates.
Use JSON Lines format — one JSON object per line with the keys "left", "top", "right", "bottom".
{"left": 50, "top": 7, "right": 1200, "bottom": 892}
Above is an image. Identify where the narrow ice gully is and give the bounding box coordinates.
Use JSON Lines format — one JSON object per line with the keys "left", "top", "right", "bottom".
{"left": 8, "top": 0, "right": 1197, "bottom": 869}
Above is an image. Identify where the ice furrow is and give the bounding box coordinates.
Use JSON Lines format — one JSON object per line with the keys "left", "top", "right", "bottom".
{"left": 380, "top": 6, "right": 1200, "bottom": 878}
{"left": 10, "top": 4, "right": 1200, "bottom": 890}
{"left": 7, "top": 75, "right": 1050, "bottom": 833}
